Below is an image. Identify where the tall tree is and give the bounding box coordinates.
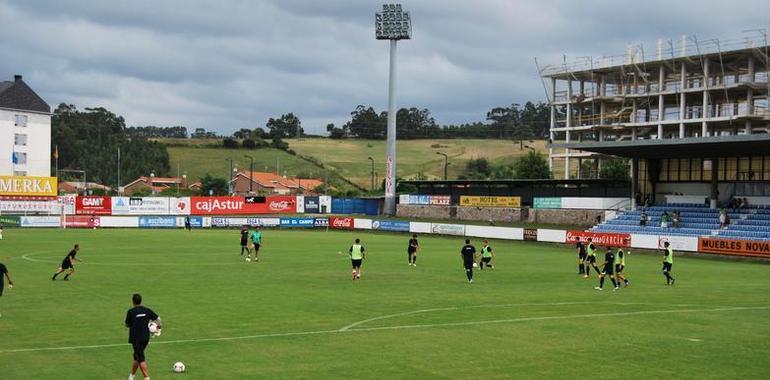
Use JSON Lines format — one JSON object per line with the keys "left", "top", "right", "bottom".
{"left": 512, "top": 151, "right": 551, "bottom": 179}
{"left": 198, "top": 174, "right": 228, "bottom": 195}
{"left": 266, "top": 113, "right": 302, "bottom": 139}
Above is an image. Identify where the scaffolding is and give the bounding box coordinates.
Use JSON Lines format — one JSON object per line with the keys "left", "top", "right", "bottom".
{"left": 537, "top": 31, "right": 770, "bottom": 179}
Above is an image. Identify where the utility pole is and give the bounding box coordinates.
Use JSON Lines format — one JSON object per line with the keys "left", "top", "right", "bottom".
{"left": 244, "top": 155, "right": 254, "bottom": 194}
{"left": 226, "top": 158, "right": 233, "bottom": 195}
{"left": 367, "top": 156, "right": 375, "bottom": 191}
{"left": 117, "top": 147, "right": 121, "bottom": 195}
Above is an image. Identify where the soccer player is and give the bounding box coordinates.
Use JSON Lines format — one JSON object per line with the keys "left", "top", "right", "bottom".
{"left": 184, "top": 216, "right": 192, "bottom": 231}
{"left": 595, "top": 246, "right": 619, "bottom": 291}
{"left": 407, "top": 234, "right": 419, "bottom": 266}
{"left": 349, "top": 238, "right": 366, "bottom": 280}
{"left": 0, "top": 223, "right": 4, "bottom": 240}
{"left": 575, "top": 237, "right": 586, "bottom": 275}
{"left": 583, "top": 238, "right": 601, "bottom": 278}
{"left": 239, "top": 225, "right": 249, "bottom": 256}
{"left": 247, "top": 226, "right": 263, "bottom": 262}
{"left": 125, "top": 293, "right": 161, "bottom": 380}
{"left": 52, "top": 244, "right": 81, "bottom": 281}
{"left": 662, "top": 241, "right": 676, "bottom": 285}
{"left": 461, "top": 239, "right": 476, "bottom": 283}
{"left": 615, "top": 247, "right": 630, "bottom": 287}
{"left": 0, "top": 261, "right": 13, "bottom": 318}
{"left": 479, "top": 239, "right": 495, "bottom": 270}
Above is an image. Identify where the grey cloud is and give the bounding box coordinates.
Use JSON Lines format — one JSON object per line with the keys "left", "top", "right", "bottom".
{"left": 1, "top": 0, "right": 767, "bottom": 134}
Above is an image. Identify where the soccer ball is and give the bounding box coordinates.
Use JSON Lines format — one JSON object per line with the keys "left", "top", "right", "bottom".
{"left": 173, "top": 362, "right": 186, "bottom": 373}
{"left": 472, "top": 262, "right": 478, "bottom": 268}
{"left": 148, "top": 322, "right": 161, "bottom": 337}
{"left": 246, "top": 257, "right": 252, "bottom": 262}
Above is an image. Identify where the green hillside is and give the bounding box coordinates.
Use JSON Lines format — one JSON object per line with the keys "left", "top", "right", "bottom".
{"left": 162, "top": 138, "right": 549, "bottom": 189}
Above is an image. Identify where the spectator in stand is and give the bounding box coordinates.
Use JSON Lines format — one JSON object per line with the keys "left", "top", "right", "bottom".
{"left": 742, "top": 198, "right": 749, "bottom": 209}
{"left": 634, "top": 192, "right": 642, "bottom": 207}
{"left": 673, "top": 210, "right": 681, "bottom": 228}
{"left": 719, "top": 209, "right": 727, "bottom": 229}
{"left": 660, "top": 211, "right": 670, "bottom": 228}
{"left": 639, "top": 210, "right": 648, "bottom": 227}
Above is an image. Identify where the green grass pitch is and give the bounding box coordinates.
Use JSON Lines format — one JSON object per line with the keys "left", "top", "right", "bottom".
{"left": 1, "top": 228, "right": 769, "bottom": 379}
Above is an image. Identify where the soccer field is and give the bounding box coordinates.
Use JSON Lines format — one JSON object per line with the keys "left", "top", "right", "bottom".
{"left": 1, "top": 229, "right": 769, "bottom": 379}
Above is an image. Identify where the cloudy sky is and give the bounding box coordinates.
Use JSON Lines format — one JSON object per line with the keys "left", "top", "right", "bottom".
{"left": 1, "top": 0, "right": 768, "bottom": 135}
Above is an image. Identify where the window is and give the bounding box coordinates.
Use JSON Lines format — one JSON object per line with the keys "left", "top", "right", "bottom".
{"left": 12, "top": 152, "right": 27, "bottom": 165}
{"left": 13, "top": 171, "right": 27, "bottom": 176}
{"left": 14, "top": 133, "right": 27, "bottom": 146}
{"left": 14, "top": 114, "right": 28, "bottom": 127}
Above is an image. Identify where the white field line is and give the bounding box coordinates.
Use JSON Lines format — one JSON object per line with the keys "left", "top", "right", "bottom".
{"left": 1, "top": 304, "right": 767, "bottom": 355}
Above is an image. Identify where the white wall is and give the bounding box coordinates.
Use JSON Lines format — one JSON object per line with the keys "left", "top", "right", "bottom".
{"left": 0, "top": 109, "right": 51, "bottom": 176}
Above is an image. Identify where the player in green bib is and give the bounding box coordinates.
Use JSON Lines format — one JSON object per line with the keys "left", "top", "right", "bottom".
{"left": 614, "top": 247, "right": 630, "bottom": 287}
{"left": 247, "top": 226, "right": 263, "bottom": 262}
{"left": 479, "top": 239, "right": 495, "bottom": 270}
{"left": 349, "top": 238, "right": 366, "bottom": 280}
{"left": 583, "top": 238, "right": 602, "bottom": 278}
{"left": 662, "top": 241, "right": 675, "bottom": 285}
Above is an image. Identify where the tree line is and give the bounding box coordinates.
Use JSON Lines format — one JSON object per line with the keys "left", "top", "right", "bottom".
{"left": 325, "top": 101, "right": 549, "bottom": 140}
{"left": 51, "top": 104, "right": 170, "bottom": 187}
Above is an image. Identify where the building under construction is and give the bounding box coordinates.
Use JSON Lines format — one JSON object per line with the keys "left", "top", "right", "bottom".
{"left": 539, "top": 32, "right": 770, "bottom": 207}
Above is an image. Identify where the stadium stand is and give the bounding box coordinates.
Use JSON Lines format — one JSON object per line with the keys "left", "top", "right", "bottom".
{"left": 592, "top": 203, "right": 770, "bottom": 240}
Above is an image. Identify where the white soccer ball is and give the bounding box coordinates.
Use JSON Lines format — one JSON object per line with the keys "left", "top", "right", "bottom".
{"left": 173, "top": 362, "right": 186, "bottom": 373}
{"left": 472, "top": 262, "right": 478, "bottom": 268}
{"left": 246, "top": 257, "right": 252, "bottom": 262}
{"left": 148, "top": 322, "right": 159, "bottom": 333}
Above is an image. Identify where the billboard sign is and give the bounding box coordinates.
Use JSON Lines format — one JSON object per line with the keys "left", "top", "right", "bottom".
{"left": 138, "top": 216, "right": 177, "bottom": 228}
{"left": 372, "top": 220, "right": 410, "bottom": 232}
{"left": 698, "top": 237, "right": 770, "bottom": 257}
{"left": 430, "top": 223, "right": 465, "bottom": 236}
{"left": 279, "top": 217, "right": 315, "bottom": 228}
{"left": 565, "top": 230, "right": 631, "bottom": 247}
{"left": 459, "top": 196, "right": 521, "bottom": 208}
{"left": 112, "top": 197, "right": 171, "bottom": 215}
{"left": 533, "top": 197, "right": 562, "bottom": 209}
{"left": 190, "top": 196, "right": 296, "bottom": 215}
{"left": 75, "top": 196, "right": 112, "bottom": 215}
{"left": 330, "top": 217, "right": 355, "bottom": 230}
{"left": 523, "top": 228, "right": 538, "bottom": 241}
{"left": 0, "top": 176, "right": 57, "bottom": 196}
{"left": 304, "top": 196, "right": 320, "bottom": 213}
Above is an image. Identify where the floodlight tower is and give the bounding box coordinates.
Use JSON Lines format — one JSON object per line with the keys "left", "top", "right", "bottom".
{"left": 376, "top": 3, "right": 411, "bottom": 216}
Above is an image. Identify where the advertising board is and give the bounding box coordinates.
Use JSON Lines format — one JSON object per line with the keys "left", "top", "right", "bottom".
{"left": 459, "top": 196, "right": 521, "bottom": 208}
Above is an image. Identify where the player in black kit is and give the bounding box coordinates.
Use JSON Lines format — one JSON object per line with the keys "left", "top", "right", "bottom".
{"left": 595, "top": 246, "right": 619, "bottom": 291}
{"left": 125, "top": 293, "right": 161, "bottom": 380}
{"left": 407, "top": 234, "right": 419, "bottom": 266}
{"left": 240, "top": 225, "right": 249, "bottom": 255}
{"left": 460, "top": 239, "right": 476, "bottom": 284}
{"left": 575, "top": 237, "right": 586, "bottom": 275}
{"left": 52, "top": 244, "right": 81, "bottom": 281}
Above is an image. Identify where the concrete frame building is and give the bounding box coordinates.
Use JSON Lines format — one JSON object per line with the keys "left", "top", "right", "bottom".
{"left": 540, "top": 33, "right": 770, "bottom": 208}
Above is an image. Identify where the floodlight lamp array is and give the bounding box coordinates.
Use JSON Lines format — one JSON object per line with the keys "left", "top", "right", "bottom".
{"left": 375, "top": 3, "right": 411, "bottom": 40}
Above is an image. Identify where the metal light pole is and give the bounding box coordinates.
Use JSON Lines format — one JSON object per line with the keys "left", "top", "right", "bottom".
{"left": 436, "top": 152, "right": 448, "bottom": 180}
{"left": 367, "top": 156, "right": 375, "bottom": 191}
{"left": 244, "top": 155, "right": 254, "bottom": 194}
{"left": 226, "top": 158, "right": 233, "bottom": 195}
{"left": 376, "top": 3, "right": 411, "bottom": 216}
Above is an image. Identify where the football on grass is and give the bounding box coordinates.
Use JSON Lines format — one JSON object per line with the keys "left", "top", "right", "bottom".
{"left": 173, "top": 362, "right": 186, "bottom": 373}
